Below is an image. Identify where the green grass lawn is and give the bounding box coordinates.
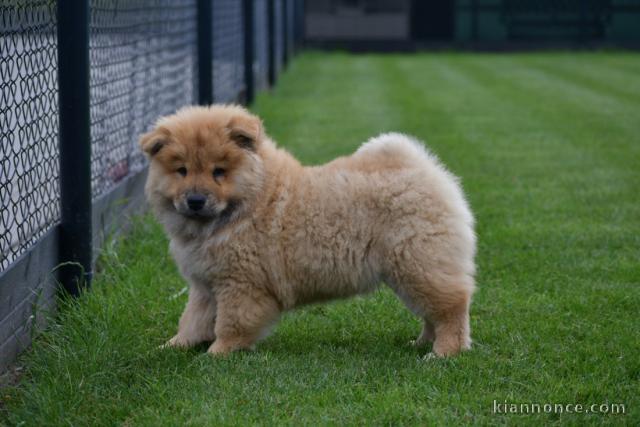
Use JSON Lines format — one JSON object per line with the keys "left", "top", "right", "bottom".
{"left": 2, "top": 51, "right": 639, "bottom": 425}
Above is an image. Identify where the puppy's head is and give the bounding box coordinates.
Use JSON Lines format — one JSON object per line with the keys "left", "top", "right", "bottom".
{"left": 140, "top": 105, "right": 265, "bottom": 227}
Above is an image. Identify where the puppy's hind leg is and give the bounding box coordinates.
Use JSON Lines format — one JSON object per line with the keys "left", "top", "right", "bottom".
{"left": 429, "top": 284, "right": 472, "bottom": 357}
{"left": 389, "top": 270, "right": 473, "bottom": 356}
{"left": 164, "top": 283, "right": 217, "bottom": 348}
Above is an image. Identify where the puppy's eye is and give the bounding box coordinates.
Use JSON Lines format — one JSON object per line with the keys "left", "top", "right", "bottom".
{"left": 212, "top": 167, "right": 226, "bottom": 180}
{"left": 177, "top": 167, "right": 187, "bottom": 177}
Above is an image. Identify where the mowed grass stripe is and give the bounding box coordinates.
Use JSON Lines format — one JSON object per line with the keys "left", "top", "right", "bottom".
{"left": 463, "top": 55, "right": 640, "bottom": 161}
{"left": 450, "top": 55, "right": 639, "bottom": 216}
{"left": 524, "top": 54, "right": 640, "bottom": 103}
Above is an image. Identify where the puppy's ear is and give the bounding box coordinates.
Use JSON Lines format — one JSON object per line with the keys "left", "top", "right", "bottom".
{"left": 139, "top": 130, "right": 169, "bottom": 157}
{"left": 226, "top": 113, "right": 263, "bottom": 152}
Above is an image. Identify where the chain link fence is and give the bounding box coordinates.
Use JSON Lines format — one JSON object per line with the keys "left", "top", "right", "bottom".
{"left": 0, "top": 0, "right": 303, "bottom": 370}
{"left": 254, "top": 0, "right": 269, "bottom": 92}
{"left": 89, "top": 0, "right": 199, "bottom": 198}
{"left": 1, "top": 1, "right": 59, "bottom": 272}
{"left": 212, "top": 0, "right": 245, "bottom": 103}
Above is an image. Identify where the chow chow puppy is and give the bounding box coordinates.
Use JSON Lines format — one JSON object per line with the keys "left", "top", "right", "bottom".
{"left": 140, "top": 105, "right": 476, "bottom": 357}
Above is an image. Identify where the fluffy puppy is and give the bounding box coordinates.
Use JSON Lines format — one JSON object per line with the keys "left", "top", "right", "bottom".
{"left": 140, "top": 105, "right": 476, "bottom": 357}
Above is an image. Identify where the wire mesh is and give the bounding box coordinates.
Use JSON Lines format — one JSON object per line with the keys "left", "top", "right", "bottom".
{"left": 212, "top": 0, "right": 245, "bottom": 103}
{"left": 0, "top": 1, "right": 60, "bottom": 271}
{"left": 89, "top": 0, "right": 198, "bottom": 198}
{"left": 254, "top": 0, "right": 269, "bottom": 92}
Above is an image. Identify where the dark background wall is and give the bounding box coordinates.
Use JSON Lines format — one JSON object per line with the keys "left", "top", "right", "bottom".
{"left": 304, "top": 0, "right": 640, "bottom": 47}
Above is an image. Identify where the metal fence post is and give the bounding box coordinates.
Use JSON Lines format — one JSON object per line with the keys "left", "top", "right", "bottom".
{"left": 267, "top": 0, "right": 276, "bottom": 86}
{"left": 243, "top": 0, "right": 255, "bottom": 104}
{"left": 471, "top": 0, "right": 478, "bottom": 42}
{"left": 56, "top": 0, "right": 92, "bottom": 297}
{"left": 282, "top": 0, "right": 289, "bottom": 67}
{"left": 579, "top": 0, "right": 588, "bottom": 43}
{"left": 198, "top": 0, "right": 213, "bottom": 105}
{"left": 293, "top": 0, "right": 305, "bottom": 52}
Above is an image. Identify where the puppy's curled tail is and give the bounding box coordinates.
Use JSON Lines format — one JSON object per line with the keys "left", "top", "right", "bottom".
{"left": 356, "top": 132, "right": 476, "bottom": 272}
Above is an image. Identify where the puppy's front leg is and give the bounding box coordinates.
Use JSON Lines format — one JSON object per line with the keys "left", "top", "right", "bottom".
{"left": 208, "top": 286, "right": 280, "bottom": 355}
{"left": 164, "top": 283, "right": 217, "bottom": 348}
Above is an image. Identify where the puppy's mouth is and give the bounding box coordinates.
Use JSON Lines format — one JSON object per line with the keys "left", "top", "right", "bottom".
{"left": 183, "top": 211, "right": 216, "bottom": 221}
{"left": 177, "top": 199, "right": 240, "bottom": 225}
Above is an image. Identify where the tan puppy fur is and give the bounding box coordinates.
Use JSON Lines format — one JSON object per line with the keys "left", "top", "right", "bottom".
{"left": 140, "top": 105, "right": 476, "bottom": 357}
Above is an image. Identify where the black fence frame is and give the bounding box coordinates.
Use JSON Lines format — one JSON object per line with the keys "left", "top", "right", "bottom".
{"left": 0, "top": 0, "right": 304, "bottom": 370}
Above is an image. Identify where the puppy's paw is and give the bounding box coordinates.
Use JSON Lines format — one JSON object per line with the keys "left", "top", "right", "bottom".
{"left": 207, "top": 340, "right": 232, "bottom": 356}
{"left": 207, "top": 339, "right": 255, "bottom": 356}
{"left": 159, "top": 334, "right": 190, "bottom": 349}
{"left": 421, "top": 352, "right": 440, "bottom": 361}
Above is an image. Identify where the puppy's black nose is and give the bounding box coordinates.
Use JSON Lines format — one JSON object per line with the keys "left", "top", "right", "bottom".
{"left": 187, "top": 194, "right": 206, "bottom": 211}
